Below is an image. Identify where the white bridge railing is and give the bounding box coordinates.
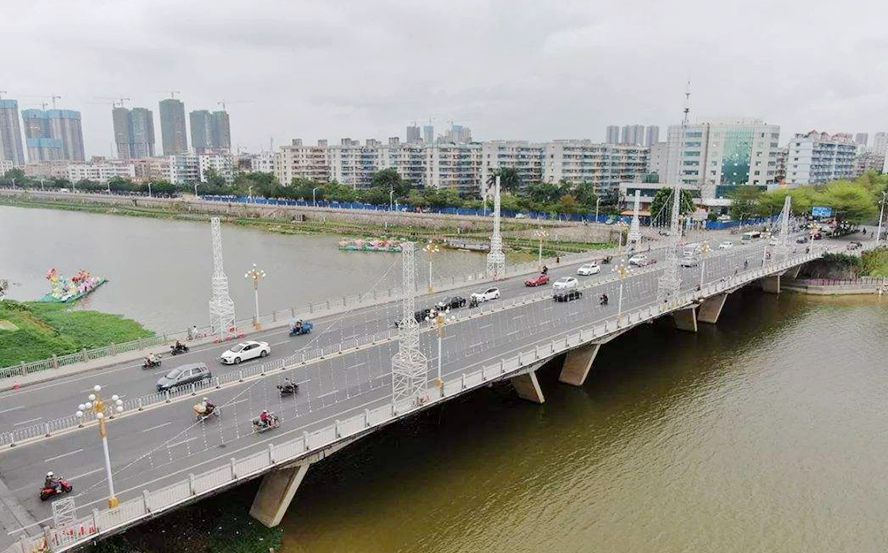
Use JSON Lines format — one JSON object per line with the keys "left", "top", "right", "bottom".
{"left": 4, "top": 250, "right": 826, "bottom": 553}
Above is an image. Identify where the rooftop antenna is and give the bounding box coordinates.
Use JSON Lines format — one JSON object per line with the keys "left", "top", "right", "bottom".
{"left": 218, "top": 99, "right": 227, "bottom": 111}
{"left": 169, "top": 91, "right": 181, "bottom": 99}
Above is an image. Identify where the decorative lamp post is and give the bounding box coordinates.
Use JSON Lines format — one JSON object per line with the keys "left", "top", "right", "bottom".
{"left": 434, "top": 310, "right": 455, "bottom": 396}
{"left": 534, "top": 228, "right": 548, "bottom": 270}
{"left": 423, "top": 241, "right": 440, "bottom": 292}
{"left": 698, "top": 241, "right": 711, "bottom": 289}
{"left": 614, "top": 261, "right": 632, "bottom": 323}
{"left": 595, "top": 196, "right": 600, "bottom": 222}
{"left": 312, "top": 187, "right": 319, "bottom": 207}
{"left": 76, "top": 385, "right": 124, "bottom": 509}
{"left": 245, "top": 264, "right": 266, "bottom": 329}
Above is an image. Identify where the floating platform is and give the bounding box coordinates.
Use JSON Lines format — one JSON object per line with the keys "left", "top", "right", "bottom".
{"left": 38, "top": 278, "right": 107, "bottom": 303}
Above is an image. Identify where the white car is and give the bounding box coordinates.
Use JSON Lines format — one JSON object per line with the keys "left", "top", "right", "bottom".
{"left": 629, "top": 254, "right": 650, "bottom": 267}
{"left": 552, "top": 276, "right": 578, "bottom": 291}
{"left": 220, "top": 340, "right": 270, "bottom": 365}
{"left": 769, "top": 238, "right": 780, "bottom": 246}
{"left": 718, "top": 241, "right": 734, "bottom": 249}
{"left": 471, "top": 287, "right": 500, "bottom": 303}
{"left": 679, "top": 255, "right": 699, "bottom": 268}
{"left": 577, "top": 263, "right": 601, "bottom": 276}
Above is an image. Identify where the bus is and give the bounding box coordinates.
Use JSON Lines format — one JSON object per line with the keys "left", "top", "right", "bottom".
{"left": 741, "top": 231, "right": 761, "bottom": 242}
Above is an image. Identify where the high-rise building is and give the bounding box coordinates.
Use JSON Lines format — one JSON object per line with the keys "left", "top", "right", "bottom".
{"left": 211, "top": 111, "right": 230, "bottom": 150}
{"left": 543, "top": 141, "right": 648, "bottom": 193}
{"left": 190, "top": 110, "right": 230, "bottom": 152}
{"left": 112, "top": 107, "right": 132, "bottom": 159}
{"left": 422, "top": 124, "right": 434, "bottom": 144}
{"left": 406, "top": 124, "right": 421, "bottom": 144}
{"left": 645, "top": 126, "right": 660, "bottom": 147}
{"left": 606, "top": 125, "right": 620, "bottom": 145}
{"left": 647, "top": 141, "right": 667, "bottom": 178}
{"left": 786, "top": 131, "right": 856, "bottom": 185}
{"left": 112, "top": 107, "right": 155, "bottom": 159}
{"left": 872, "top": 132, "right": 888, "bottom": 156}
{"left": 0, "top": 99, "right": 26, "bottom": 166}
{"left": 159, "top": 98, "right": 188, "bottom": 155}
{"left": 443, "top": 124, "right": 472, "bottom": 143}
{"left": 480, "top": 141, "right": 544, "bottom": 191}
{"left": 854, "top": 132, "right": 868, "bottom": 147}
{"left": 620, "top": 124, "right": 645, "bottom": 146}
{"left": 22, "top": 109, "right": 84, "bottom": 161}
{"left": 664, "top": 118, "right": 781, "bottom": 200}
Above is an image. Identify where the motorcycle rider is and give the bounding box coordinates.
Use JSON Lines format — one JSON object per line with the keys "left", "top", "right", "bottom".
{"left": 599, "top": 293, "right": 609, "bottom": 305}
{"left": 145, "top": 352, "right": 158, "bottom": 367}
{"left": 201, "top": 397, "right": 215, "bottom": 415}
{"left": 282, "top": 377, "right": 295, "bottom": 393}
{"left": 542, "top": 265, "right": 549, "bottom": 275}
{"left": 44, "top": 471, "right": 60, "bottom": 493}
{"left": 173, "top": 340, "right": 184, "bottom": 353}
{"left": 259, "top": 409, "right": 272, "bottom": 427}
{"left": 294, "top": 320, "right": 303, "bottom": 333}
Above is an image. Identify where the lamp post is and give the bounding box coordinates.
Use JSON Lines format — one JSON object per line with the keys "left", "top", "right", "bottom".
{"left": 423, "top": 240, "right": 439, "bottom": 292}
{"left": 312, "top": 187, "right": 318, "bottom": 207}
{"left": 434, "top": 311, "right": 454, "bottom": 396}
{"left": 875, "top": 191, "right": 886, "bottom": 244}
{"left": 533, "top": 228, "right": 548, "bottom": 270}
{"left": 76, "top": 385, "right": 124, "bottom": 509}
{"left": 614, "top": 261, "right": 631, "bottom": 323}
{"left": 698, "top": 240, "right": 711, "bottom": 288}
{"left": 193, "top": 182, "right": 200, "bottom": 197}
{"left": 595, "top": 196, "right": 600, "bottom": 222}
{"left": 248, "top": 185, "right": 253, "bottom": 203}
{"left": 245, "top": 264, "right": 266, "bottom": 329}
{"left": 389, "top": 188, "right": 394, "bottom": 211}
{"left": 39, "top": 178, "right": 45, "bottom": 191}
{"left": 147, "top": 181, "right": 152, "bottom": 197}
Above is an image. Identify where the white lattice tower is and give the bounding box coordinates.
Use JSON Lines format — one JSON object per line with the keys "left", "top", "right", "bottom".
{"left": 391, "top": 241, "right": 428, "bottom": 407}
{"left": 486, "top": 176, "right": 505, "bottom": 279}
{"left": 775, "top": 194, "right": 792, "bottom": 254}
{"left": 628, "top": 190, "right": 642, "bottom": 244}
{"left": 51, "top": 497, "right": 76, "bottom": 536}
{"left": 208, "top": 217, "right": 236, "bottom": 340}
{"left": 657, "top": 187, "right": 683, "bottom": 303}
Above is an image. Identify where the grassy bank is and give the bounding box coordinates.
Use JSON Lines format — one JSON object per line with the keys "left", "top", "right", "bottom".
{"left": 862, "top": 247, "right": 888, "bottom": 277}
{"left": 88, "top": 485, "right": 282, "bottom": 553}
{"left": 0, "top": 301, "right": 153, "bottom": 366}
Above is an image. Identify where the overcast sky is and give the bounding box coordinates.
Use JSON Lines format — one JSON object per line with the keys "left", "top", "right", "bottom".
{"left": 3, "top": 0, "right": 887, "bottom": 157}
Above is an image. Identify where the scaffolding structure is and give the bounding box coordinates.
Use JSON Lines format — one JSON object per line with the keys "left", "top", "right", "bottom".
{"left": 208, "top": 217, "right": 236, "bottom": 341}
{"left": 628, "top": 190, "right": 642, "bottom": 245}
{"left": 391, "top": 241, "right": 428, "bottom": 407}
{"left": 486, "top": 176, "right": 505, "bottom": 279}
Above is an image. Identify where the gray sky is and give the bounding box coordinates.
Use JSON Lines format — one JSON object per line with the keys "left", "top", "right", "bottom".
{"left": 3, "top": 0, "right": 887, "bottom": 157}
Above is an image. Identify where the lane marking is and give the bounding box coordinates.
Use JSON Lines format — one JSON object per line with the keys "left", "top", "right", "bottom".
{"left": 44, "top": 448, "right": 83, "bottom": 463}
{"left": 0, "top": 406, "right": 24, "bottom": 414}
{"left": 13, "top": 418, "right": 42, "bottom": 426}
{"left": 168, "top": 437, "right": 199, "bottom": 448}
{"left": 316, "top": 390, "right": 337, "bottom": 400}
{"left": 479, "top": 324, "right": 492, "bottom": 329}
{"left": 141, "top": 422, "right": 173, "bottom": 433}
{"left": 69, "top": 467, "right": 104, "bottom": 481}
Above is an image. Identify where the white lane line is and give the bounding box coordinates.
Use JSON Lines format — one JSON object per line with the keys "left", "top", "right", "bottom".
{"left": 479, "top": 324, "right": 492, "bottom": 329}
{"left": 44, "top": 448, "right": 83, "bottom": 463}
{"left": 141, "top": 422, "right": 173, "bottom": 433}
{"left": 316, "top": 390, "right": 337, "bottom": 400}
{"left": 168, "top": 437, "right": 199, "bottom": 448}
{"left": 69, "top": 467, "right": 103, "bottom": 481}
{"left": 13, "top": 417, "right": 42, "bottom": 426}
{"left": 0, "top": 406, "right": 24, "bottom": 414}
{"left": 512, "top": 314, "right": 525, "bottom": 320}
{"left": 468, "top": 342, "right": 483, "bottom": 349}
{"left": 270, "top": 340, "right": 290, "bottom": 346}
{"left": 228, "top": 398, "right": 249, "bottom": 406}
{"left": 506, "top": 330, "right": 520, "bottom": 336}
{"left": 351, "top": 362, "right": 366, "bottom": 368}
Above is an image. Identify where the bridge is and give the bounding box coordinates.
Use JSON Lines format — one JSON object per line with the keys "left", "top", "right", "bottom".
{"left": 0, "top": 191, "right": 873, "bottom": 552}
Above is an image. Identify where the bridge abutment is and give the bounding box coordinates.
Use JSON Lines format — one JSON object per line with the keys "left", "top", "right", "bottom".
{"left": 511, "top": 370, "right": 545, "bottom": 404}
{"left": 672, "top": 307, "right": 698, "bottom": 333}
{"left": 760, "top": 275, "right": 781, "bottom": 294}
{"left": 250, "top": 462, "right": 310, "bottom": 528}
{"left": 697, "top": 293, "right": 728, "bottom": 324}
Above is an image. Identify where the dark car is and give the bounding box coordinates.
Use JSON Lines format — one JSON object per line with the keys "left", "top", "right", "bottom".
{"left": 553, "top": 290, "right": 583, "bottom": 303}
{"left": 156, "top": 363, "right": 212, "bottom": 392}
{"left": 436, "top": 296, "right": 467, "bottom": 310}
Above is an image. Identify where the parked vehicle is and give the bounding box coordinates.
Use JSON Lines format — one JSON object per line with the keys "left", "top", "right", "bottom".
{"left": 436, "top": 296, "right": 467, "bottom": 310}
{"left": 471, "top": 287, "right": 500, "bottom": 303}
{"left": 679, "top": 255, "right": 699, "bottom": 268}
{"left": 156, "top": 363, "right": 212, "bottom": 392}
{"left": 741, "top": 231, "right": 762, "bottom": 242}
{"left": 629, "top": 254, "right": 652, "bottom": 267}
{"left": 525, "top": 273, "right": 550, "bottom": 287}
{"left": 552, "top": 276, "right": 578, "bottom": 291}
{"left": 220, "top": 341, "right": 270, "bottom": 365}
{"left": 718, "top": 241, "right": 734, "bottom": 249}
{"left": 554, "top": 289, "right": 583, "bottom": 302}
{"left": 577, "top": 263, "right": 601, "bottom": 276}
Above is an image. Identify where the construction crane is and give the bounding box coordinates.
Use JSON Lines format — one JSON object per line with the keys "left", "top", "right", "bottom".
{"left": 50, "top": 94, "right": 60, "bottom": 109}
{"left": 153, "top": 90, "right": 181, "bottom": 99}
{"left": 93, "top": 97, "right": 132, "bottom": 108}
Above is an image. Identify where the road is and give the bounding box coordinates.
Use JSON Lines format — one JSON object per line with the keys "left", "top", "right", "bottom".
{"left": 0, "top": 237, "right": 791, "bottom": 545}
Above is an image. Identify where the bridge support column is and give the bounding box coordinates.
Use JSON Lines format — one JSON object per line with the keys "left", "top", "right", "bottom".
{"left": 511, "top": 370, "right": 545, "bottom": 404}
{"left": 672, "top": 307, "right": 697, "bottom": 333}
{"left": 785, "top": 265, "right": 802, "bottom": 280}
{"left": 558, "top": 343, "right": 601, "bottom": 386}
{"left": 250, "top": 462, "right": 310, "bottom": 528}
{"left": 697, "top": 293, "right": 728, "bottom": 324}
{"left": 760, "top": 275, "right": 780, "bottom": 294}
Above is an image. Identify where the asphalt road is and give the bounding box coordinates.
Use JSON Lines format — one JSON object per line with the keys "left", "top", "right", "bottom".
{"left": 0, "top": 236, "right": 801, "bottom": 545}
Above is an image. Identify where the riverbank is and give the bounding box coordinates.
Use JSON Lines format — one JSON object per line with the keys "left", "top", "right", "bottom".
{"left": 0, "top": 301, "right": 153, "bottom": 366}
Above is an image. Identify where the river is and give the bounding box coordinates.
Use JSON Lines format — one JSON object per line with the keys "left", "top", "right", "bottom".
{"left": 0, "top": 205, "right": 485, "bottom": 332}
{"left": 3, "top": 206, "right": 887, "bottom": 552}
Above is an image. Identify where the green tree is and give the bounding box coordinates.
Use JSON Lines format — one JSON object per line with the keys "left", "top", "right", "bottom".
{"left": 817, "top": 181, "right": 878, "bottom": 224}
{"left": 487, "top": 168, "right": 521, "bottom": 193}
{"left": 1, "top": 168, "right": 26, "bottom": 185}
{"left": 649, "top": 187, "right": 694, "bottom": 221}
{"left": 371, "top": 169, "right": 409, "bottom": 197}
{"left": 202, "top": 168, "right": 227, "bottom": 188}
{"left": 572, "top": 181, "right": 598, "bottom": 207}
{"left": 728, "top": 186, "right": 763, "bottom": 221}
{"left": 557, "top": 194, "right": 580, "bottom": 214}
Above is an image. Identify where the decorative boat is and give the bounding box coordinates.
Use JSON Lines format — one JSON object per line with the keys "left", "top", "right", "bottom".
{"left": 338, "top": 239, "right": 403, "bottom": 253}
{"left": 39, "top": 268, "right": 107, "bottom": 303}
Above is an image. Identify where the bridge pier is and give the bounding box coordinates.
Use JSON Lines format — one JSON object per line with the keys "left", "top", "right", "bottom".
{"left": 672, "top": 307, "right": 698, "bottom": 333}
{"left": 760, "top": 274, "right": 781, "bottom": 294}
{"left": 697, "top": 293, "right": 728, "bottom": 324}
{"left": 250, "top": 462, "right": 310, "bottom": 528}
{"left": 785, "top": 265, "right": 802, "bottom": 280}
{"left": 511, "top": 370, "right": 545, "bottom": 404}
{"left": 558, "top": 343, "right": 601, "bottom": 386}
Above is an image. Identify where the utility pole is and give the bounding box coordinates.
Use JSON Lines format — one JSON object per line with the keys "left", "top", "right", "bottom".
{"left": 486, "top": 176, "right": 505, "bottom": 279}
{"left": 391, "top": 242, "right": 428, "bottom": 409}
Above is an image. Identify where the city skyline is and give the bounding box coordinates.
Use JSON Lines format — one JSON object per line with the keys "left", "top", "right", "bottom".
{"left": 2, "top": 0, "right": 887, "bottom": 157}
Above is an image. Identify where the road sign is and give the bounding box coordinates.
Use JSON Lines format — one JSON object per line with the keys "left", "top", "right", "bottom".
{"left": 812, "top": 206, "right": 833, "bottom": 218}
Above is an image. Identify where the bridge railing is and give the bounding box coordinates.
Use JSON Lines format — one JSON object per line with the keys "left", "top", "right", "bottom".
{"left": 10, "top": 249, "right": 831, "bottom": 553}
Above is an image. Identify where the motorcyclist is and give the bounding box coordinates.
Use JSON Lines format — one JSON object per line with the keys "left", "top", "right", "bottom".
{"left": 173, "top": 340, "right": 184, "bottom": 352}
{"left": 541, "top": 265, "right": 549, "bottom": 274}
{"left": 44, "top": 472, "right": 60, "bottom": 492}
{"left": 295, "top": 320, "right": 303, "bottom": 333}
{"left": 600, "top": 293, "right": 608, "bottom": 305}
{"left": 201, "top": 397, "right": 215, "bottom": 415}
{"left": 145, "top": 353, "right": 158, "bottom": 366}
{"left": 282, "top": 378, "right": 295, "bottom": 392}
{"left": 259, "top": 410, "right": 272, "bottom": 427}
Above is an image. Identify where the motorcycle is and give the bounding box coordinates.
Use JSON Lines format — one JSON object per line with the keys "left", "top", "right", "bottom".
{"left": 170, "top": 343, "right": 189, "bottom": 355}
{"left": 251, "top": 413, "right": 280, "bottom": 433}
{"left": 468, "top": 297, "right": 480, "bottom": 309}
{"left": 193, "top": 403, "right": 219, "bottom": 422}
{"left": 40, "top": 479, "right": 73, "bottom": 501}
{"left": 142, "top": 356, "right": 161, "bottom": 369}
{"left": 277, "top": 383, "right": 299, "bottom": 396}
{"left": 599, "top": 294, "right": 609, "bottom": 306}
{"left": 289, "top": 321, "right": 313, "bottom": 337}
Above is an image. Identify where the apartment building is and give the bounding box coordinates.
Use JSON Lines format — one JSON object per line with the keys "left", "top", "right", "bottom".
{"left": 426, "top": 143, "right": 482, "bottom": 192}
{"left": 480, "top": 141, "right": 544, "bottom": 192}
{"left": 785, "top": 131, "right": 856, "bottom": 185}
{"left": 543, "top": 141, "right": 648, "bottom": 192}
{"left": 329, "top": 138, "right": 382, "bottom": 188}
{"left": 66, "top": 160, "right": 136, "bottom": 183}
{"left": 276, "top": 139, "right": 331, "bottom": 185}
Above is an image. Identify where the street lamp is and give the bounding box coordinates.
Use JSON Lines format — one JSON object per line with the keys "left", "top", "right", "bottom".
{"left": 193, "top": 182, "right": 200, "bottom": 197}
{"left": 423, "top": 240, "right": 440, "bottom": 292}
{"left": 698, "top": 241, "right": 711, "bottom": 289}
{"left": 875, "top": 191, "right": 886, "bottom": 244}
{"left": 614, "top": 261, "right": 632, "bottom": 323}
{"left": 245, "top": 264, "right": 266, "bottom": 329}
{"left": 312, "top": 187, "right": 319, "bottom": 207}
{"left": 389, "top": 188, "right": 394, "bottom": 211}
{"left": 75, "top": 385, "right": 124, "bottom": 509}
{"left": 248, "top": 185, "right": 253, "bottom": 203}
{"left": 595, "top": 196, "right": 601, "bottom": 222}
{"left": 533, "top": 228, "right": 548, "bottom": 270}
{"left": 434, "top": 310, "right": 455, "bottom": 396}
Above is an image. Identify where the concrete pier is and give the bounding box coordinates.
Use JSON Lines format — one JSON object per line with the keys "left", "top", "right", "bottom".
{"left": 250, "top": 463, "right": 310, "bottom": 528}
{"left": 760, "top": 275, "right": 781, "bottom": 294}
{"left": 511, "top": 370, "right": 545, "bottom": 404}
{"left": 697, "top": 293, "right": 728, "bottom": 324}
{"left": 558, "top": 343, "right": 602, "bottom": 386}
{"left": 672, "top": 307, "right": 698, "bottom": 333}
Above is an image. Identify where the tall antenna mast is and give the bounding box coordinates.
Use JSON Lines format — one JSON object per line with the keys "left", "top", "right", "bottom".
{"left": 486, "top": 176, "right": 505, "bottom": 279}
{"left": 208, "top": 217, "right": 237, "bottom": 340}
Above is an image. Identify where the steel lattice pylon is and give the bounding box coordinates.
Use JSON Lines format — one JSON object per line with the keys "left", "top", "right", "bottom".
{"left": 775, "top": 195, "right": 792, "bottom": 254}
{"left": 392, "top": 241, "right": 428, "bottom": 407}
{"left": 208, "top": 217, "right": 237, "bottom": 340}
{"left": 627, "top": 190, "right": 642, "bottom": 245}
{"left": 658, "top": 85, "right": 691, "bottom": 304}
{"left": 486, "top": 176, "right": 505, "bottom": 279}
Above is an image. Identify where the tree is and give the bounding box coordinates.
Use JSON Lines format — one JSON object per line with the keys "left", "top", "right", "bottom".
{"left": 728, "top": 186, "right": 763, "bottom": 221}
{"left": 486, "top": 168, "right": 521, "bottom": 194}
{"left": 1, "top": 168, "right": 26, "bottom": 184}
{"left": 557, "top": 194, "right": 580, "bottom": 214}
{"left": 572, "top": 181, "right": 597, "bottom": 207}
{"left": 817, "top": 181, "right": 878, "bottom": 224}
{"left": 371, "top": 169, "right": 409, "bottom": 197}
{"left": 202, "top": 168, "right": 227, "bottom": 188}
{"left": 649, "top": 187, "right": 694, "bottom": 222}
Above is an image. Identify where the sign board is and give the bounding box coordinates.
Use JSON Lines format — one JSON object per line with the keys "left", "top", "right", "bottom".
{"left": 812, "top": 206, "right": 833, "bottom": 218}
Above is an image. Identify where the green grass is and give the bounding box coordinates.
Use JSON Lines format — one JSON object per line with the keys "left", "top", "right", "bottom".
{"left": 0, "top": 301, "right": 153, "bottom": 367}
{"left": 862, "top": 247, "right": 888, "bottom": 277}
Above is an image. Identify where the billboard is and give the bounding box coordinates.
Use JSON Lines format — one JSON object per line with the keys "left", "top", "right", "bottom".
{"left": 812, "top": 206, "right": 833, "bottom": 218}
